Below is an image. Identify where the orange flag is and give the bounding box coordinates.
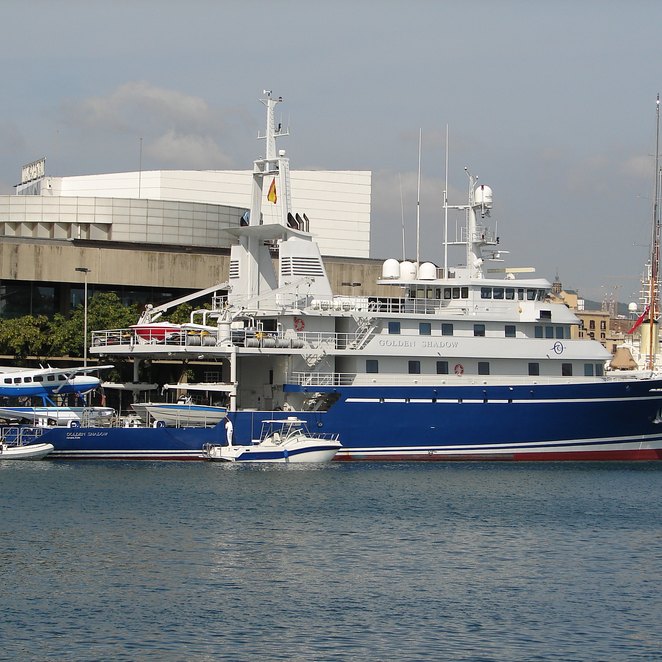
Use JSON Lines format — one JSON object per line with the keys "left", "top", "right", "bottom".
{"left": 267, "top": 178, "right": 277, "bottom": 204}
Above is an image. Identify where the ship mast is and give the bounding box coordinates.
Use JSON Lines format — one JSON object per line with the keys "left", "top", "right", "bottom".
{"left": 647, "top": 94, "right": 661, "bottom": 370}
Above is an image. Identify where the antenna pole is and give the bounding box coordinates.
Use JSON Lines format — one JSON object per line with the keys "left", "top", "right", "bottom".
{"left": 416, "top": 128, "right": 422, "bottom": 270}
{"left": 138, "top": 137, "right": 143, "bottom": 199}
{"left": 443, "top": 124, "right": 449, "bottom": 278}
{"left": 399, "top": 173, "right": 406, "bottom": 260}
{"left": 648, "top": 94, "right": 660, "bottom": 370}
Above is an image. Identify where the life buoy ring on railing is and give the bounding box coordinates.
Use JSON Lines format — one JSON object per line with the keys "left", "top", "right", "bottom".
{"left": 454, "top": 363, "right": 464, "bottom": 376}
{"left": 294, "top": 317, "right": 305, "bottom": 332}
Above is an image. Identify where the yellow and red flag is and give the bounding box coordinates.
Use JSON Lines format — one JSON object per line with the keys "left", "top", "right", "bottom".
{"left": 267, "top": 178, "right": 277, "bottom": 204}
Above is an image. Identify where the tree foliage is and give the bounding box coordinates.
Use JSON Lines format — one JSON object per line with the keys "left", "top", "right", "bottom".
{"left": 0, "top": 315, "right": 51, "bottom": 360}
{"left": 0, "top": 293, "right": 140, "bottom": 359}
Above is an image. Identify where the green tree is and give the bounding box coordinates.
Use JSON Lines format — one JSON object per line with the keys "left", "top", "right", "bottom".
{"left": 0, "top": 315, "right": 51, "bottom": 359}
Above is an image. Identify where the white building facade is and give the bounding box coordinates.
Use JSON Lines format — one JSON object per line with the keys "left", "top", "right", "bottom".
{"left": 8, "top": 169, "right": 371, "bottom": 258}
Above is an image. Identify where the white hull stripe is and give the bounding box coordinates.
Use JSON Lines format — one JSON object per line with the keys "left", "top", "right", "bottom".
{"left": 345, "top": 395, "right": 662, "bottom": 405}
{"left": 337, "top": 432, "right": 662, "bottom": 455}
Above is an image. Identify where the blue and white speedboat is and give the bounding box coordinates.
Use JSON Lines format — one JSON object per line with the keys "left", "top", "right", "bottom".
{"left": 203, "top": 418, "right": 341, "bottom": 463}
{"left": 34, "top": 92, "right": 662, "bottom": 461}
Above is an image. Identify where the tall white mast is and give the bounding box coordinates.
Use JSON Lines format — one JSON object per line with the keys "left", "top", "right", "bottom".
{"left": 647, "top": 94, "right": 661, "bottom": 370}
{"left": 443, "top": 124, "right": 449, "bottom": 278}
{"left": 416, "top": 128, "right": 422, "bottom": 270}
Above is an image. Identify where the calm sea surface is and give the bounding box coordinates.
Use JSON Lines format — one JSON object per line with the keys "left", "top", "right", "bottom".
{"left": 1, "top": 460, "right": 660, "bottom": 661}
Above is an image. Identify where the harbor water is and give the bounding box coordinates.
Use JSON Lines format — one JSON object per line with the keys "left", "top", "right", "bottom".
{"left": 1, "top": 460, "right": 660, "bottom": 661}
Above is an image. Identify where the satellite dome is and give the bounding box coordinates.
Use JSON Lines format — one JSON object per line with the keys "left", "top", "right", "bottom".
{"left": 418, "top": 262, "right": 437, "bottom": 280}
{"left": 381, "top": 258, "right": 400, "bottom": 279}
{"left": 400, "top": 261, "right": 417, "bottom": 280}
{"left": 628, "top": 302, "right": 638, "bottom": 313}
{"left": 474, "top": 184, "right": 493, "bottom": 208}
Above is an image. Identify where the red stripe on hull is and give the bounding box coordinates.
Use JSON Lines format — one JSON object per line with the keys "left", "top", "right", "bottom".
{"left": 512, "top": 448, "right": 662, "bottom": 461}
{"left": 335, "top": 449, "right": 662, "bottom": 462}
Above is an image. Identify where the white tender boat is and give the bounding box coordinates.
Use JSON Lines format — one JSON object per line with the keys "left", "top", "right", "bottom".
{"left": 0, "top": 427, "right": 53, "bottom": 459}
{"left": 141, "top": 401, "right": 228, "bottom": 426}
{"left": 204, "top": 418, "right": 341, "bottom": 463}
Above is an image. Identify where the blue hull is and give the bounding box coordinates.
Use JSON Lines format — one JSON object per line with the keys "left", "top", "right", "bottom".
{"left": 41, "top": 379, "right": 662, "bottom": 461}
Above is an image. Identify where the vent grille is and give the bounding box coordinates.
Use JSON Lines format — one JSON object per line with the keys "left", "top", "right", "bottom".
{"left": 281, "top": 256, "right": 325, "bottom": 277}
{"left": 229, "top": 260, "right": 240, "bottom": 279}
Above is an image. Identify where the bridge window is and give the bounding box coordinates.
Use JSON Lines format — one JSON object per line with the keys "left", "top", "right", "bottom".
{"left": 535, "top": 326, "right": 543, "bottom": 338}
{"left": 562, "top": 363, "right": 573, "bottom": 377}
{"left": 13, "top": 377, "right": 21, "bottom": 384}
{"left": 505, "top": 288, "right": 515, "bottom": 300}
{"left": 478, "top": 362, "right": 490, "bottom": 375}
{"left": 436, "top": 361, "right": 449, "bottom": 374}
{"left": 408, "top": 360, "right": 421, "bottom": 374}
{"left": 481, "top": 287, "right": 492, "bottom": 299}
{"left": 474, "top": 324, "right": 486, "bottom": 337}
{"left": 419, "top": 322, "right": 431, "bottom": 336}
{"left": 556, "top": 327, "right": 565, "bottom": 339}
{"left": 388, "top": 322, "right": 401, "bottom": 335}
{"left": 366, "top": 360, "right": 379, "bottom": 374}
{"left": 584, "top": 364, "right": 594, "bottom": 377}
{"left": 493, "top": 288, "right": 504, "bottom": 300}
{"left": 4, "top": 378, "right": 11, "bottom": 384}
{"left": 441, "top": 323, "right": 454, "bottom": 336}
{"left": 596, "top": 363, "right": 604, "bottom": 377}
{"left": 545, "top": 326, "right": 554, "bottom": 339}
{"left": 34, "top": 375, "right": 43, "bottom": 382}
{"left": 528, "top": 362, "right": 540, "bottom": 376}
{"left": 505, "top": 325, "right": 516, "bottom": 338}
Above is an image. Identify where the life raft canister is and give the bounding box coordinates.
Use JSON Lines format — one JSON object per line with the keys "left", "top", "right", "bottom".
{"left": 454, "top": 364, "right": 464, "bottom": 376}
{"left": 294, "top": 317, "right": 305, "bottom": 332}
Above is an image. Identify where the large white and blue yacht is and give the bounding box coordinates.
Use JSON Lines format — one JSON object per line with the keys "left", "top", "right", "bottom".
{"left": 39, "top": 92, "right": 662, "bottom": 461}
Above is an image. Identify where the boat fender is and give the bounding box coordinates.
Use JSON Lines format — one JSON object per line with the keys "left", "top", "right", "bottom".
{"left": 68, "top": 420, "right": 81, "bottom": 428}
{"left": 153, "top": 420, "right": 166, "bottom": 428}
{"left": 294, "top": 317, "right": 305, "bottom": 332}
{"left": 454, "top": 364, "right": 464, "bottom": 376}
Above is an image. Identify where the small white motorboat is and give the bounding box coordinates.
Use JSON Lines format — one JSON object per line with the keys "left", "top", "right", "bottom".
{"left": 204, "top": 417, "right": 341, "bottom": 463}
{"left": 0, "top": 440, "right": 54, "bottom": 460}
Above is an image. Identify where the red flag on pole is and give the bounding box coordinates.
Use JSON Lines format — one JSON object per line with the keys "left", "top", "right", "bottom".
{"left": 627, "top": 305, "right": 650, "bottom": 334}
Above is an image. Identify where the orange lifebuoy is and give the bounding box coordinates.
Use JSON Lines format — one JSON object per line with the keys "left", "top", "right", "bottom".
{"left": 454, "top": 363, "right": 464, "bottom": 376}
{"left": 294, "top": 317, "right": 305, "bottom": 332}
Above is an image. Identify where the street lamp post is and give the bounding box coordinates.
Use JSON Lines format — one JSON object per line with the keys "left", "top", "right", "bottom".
{"left": 75, "top": 267, "right": 91, "bottom": 367}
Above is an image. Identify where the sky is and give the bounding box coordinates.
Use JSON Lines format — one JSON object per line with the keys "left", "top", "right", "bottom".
{"left": 1, "top": 0, "right": 661, "bottom": 306}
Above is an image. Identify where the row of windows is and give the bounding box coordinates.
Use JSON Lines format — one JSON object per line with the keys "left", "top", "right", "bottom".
{"left": 408, "top": 286, "right": 470, "bottom": 300}
{"left": 3, "top": 373, "right": 67, "bottom": 385}
{"left": 366, "top": 360, "right": 605, "bottom": 377}
{"left": 387, "top": 321, "right": 570, "bottom": 339}
{"left": 480, "top": 287, "right": 546, "bottom": 301}
{"left": 405, "top": 286, "right": 549, "bottom": 302}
